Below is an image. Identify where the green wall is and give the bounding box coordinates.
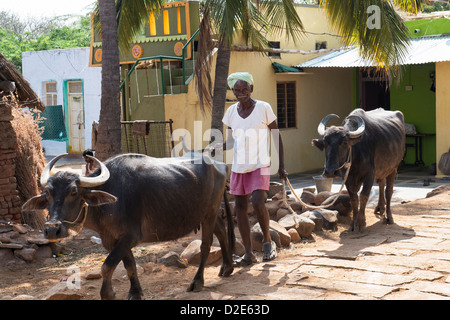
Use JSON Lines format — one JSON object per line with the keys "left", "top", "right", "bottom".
{"left": 390, "top": 63, "right": 436, "bottom": 166}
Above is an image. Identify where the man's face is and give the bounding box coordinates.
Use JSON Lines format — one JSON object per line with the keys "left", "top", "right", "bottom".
{"left": 232, "top": 80, "right": 253, "bottom": 104}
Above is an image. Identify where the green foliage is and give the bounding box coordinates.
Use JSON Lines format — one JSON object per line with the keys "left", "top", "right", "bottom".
{"left": 422, "top": 2, "right": 450, "bottom": 13}
{"left": 0, "top": 13, "right": 91, "bottom": 72}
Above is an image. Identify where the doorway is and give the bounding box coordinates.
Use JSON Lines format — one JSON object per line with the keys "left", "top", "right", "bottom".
{"left": 360, "top": 68, "right": 390, "bottom": 111}
{"left": 66, "top": 80, "right": 85, "bottom": 153}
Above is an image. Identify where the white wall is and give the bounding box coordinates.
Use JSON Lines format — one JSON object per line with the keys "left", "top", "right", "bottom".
{"left": 22, "top": 47, "right": 102, "bottom": 155}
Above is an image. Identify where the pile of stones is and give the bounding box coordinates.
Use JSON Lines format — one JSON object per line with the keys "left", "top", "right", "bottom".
{"left": 179, "top": 183, "right": 352, "bottom": 265}
{"left": 0, "top": 220, "right": 64, "bottom": 268}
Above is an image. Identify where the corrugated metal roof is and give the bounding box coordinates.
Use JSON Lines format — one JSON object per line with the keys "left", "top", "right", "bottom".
{"left": 296, "top": 36, "right": 450, "bottom": 68}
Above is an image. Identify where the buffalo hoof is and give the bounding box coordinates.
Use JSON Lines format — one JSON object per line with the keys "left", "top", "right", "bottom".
{"left": 187, "top": 279, "right": 204, "bottom": 292}
{"left": 351, "top": 220, "right": 366, "bottom": 232}
{"left": 127, "top": 291, "right": 143, "bottom": 300}
{"left": 218, "top": 264, "right": 234, "bottom": 277}
{"left": 374, "top": 205, "right": 385, "bottom": 215}
{"left": 384, "top": 215, "right": 394, "bottom": 225}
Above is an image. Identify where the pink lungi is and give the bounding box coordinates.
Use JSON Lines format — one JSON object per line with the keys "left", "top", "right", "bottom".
{"left": 229, "top": 167, "right": 271, "bottom": 196}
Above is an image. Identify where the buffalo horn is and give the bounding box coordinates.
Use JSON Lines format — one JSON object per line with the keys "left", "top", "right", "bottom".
{"left": 79, "top": 156, "right": 110, "bottom": 187}
{"left": 317, "top": 114, "right": 339, "bottom": 136}
{"left": 40, "top": 153, "right": 69, "bottom": 187}
{"left": 346, "top": 115, "right": 365, "bottom": 138}
{"left": 40, "top": 154, "right": 110, "bottom": 188}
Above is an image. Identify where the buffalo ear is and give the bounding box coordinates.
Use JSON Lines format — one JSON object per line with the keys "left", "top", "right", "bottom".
{"left": 312, "top": 139, "right": 325, "bottom": 151}
{"left": 22, "top": 194, "right": 48, "bottom": 211}
{"left": 81, "top": 190, "right": 117, "bottom": 206}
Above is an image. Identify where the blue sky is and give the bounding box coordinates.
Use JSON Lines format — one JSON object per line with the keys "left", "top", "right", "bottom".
{"left": 1, "top": 0, "right": 95, "bottom": 19}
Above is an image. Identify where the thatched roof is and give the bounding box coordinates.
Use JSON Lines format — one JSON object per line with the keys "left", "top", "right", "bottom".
{"left": 0, "top": 52, "right": 45, "bottom": 112}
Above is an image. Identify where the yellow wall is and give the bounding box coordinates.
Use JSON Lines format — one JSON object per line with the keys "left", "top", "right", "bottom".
{"left": 165, "top": 4, "right": 353, "bottom": 174}
{"left": 436, "top": 61, "right": 450, "bottom": 176}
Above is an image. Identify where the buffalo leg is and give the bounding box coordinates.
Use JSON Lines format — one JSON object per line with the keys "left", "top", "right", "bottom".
{"left": 384, "top": 171, "right": 396, "bottom": 224}
{"left": 348, "top": 191, "right": 359, "bottom": 232}
{"left": 187, "top": 216, "right": 215, "bottom": 292}
{"left": 374, "top": 178, "right": 386, "bottom": 215}
{"left": 214, "top": 216, "right": 234, "bottom": 278}
{"left": 100, "top": 237, "right": 135, "bottom": 300}
{"left": 352, "top": 176, "right": 373, "bottom": 232}
{"left": 122, "top": 250, "right": 143, "bottom": 300}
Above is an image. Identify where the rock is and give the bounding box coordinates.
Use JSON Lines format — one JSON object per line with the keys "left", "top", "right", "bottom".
{"left": 27, "top": 237, "right": 50, "bottom": 245}
{"left": 159, "top": 251, "right": 188, "bottom": 268}
{"left": 275, "top": 208, "right": 290, "bottom": 221}
{"left": 233, "top": 240, "right": 246, "bottom": 257}
{"left": 300, "top": 190, "right": 315, "bottom": 205}
{"left": 12, "top": 223, "right": 28, "bottom": 234}
{"left": 0, "top": 243, "right": 23, "bottom": 249}
{"left": 268, "top": 182, "right": 284, "bottom": 199}
{"left": 295, "top": 217, "right": 316, "bottom": 238}
{"left": 315, "top": 191, "right": 333, "bottom": 205}
{"left": 250, "top": 230, "right": 280, "bottom": 252}
{"left": 314, "top": 209, "right": 338, "bottom": 231}
{"left": 300, "top": 211, "right": 324, "bottom": 231}
{"left": 287, "top": 228, "right": 301, "bottom": 242}
{"left": 252, "top": 220, "right": 290, "bottom": 247}
{"left": 265, "top": 200, "right": 282, "bottom": 217}
{"left": 35, "top": 245, "right": 53, "bottom": 259}
{"left": 0, "top": 248, "right": 14, "bottom": 265}
{"left": 180, "top": 240, "right": 222, "bottom": 265}
{"left": 85, "top": 270, "right": 102, "bottom": 280}
{"left": 14, "top": 247, "right": 36, "bottom": 262}
{"left": 49, "top": 242, "right": 65, "bottom": 255}
{"left": 321, "top": 193, "right": 352, "bottom": 216}
{"left": 271, "top": 191, "right": 285, "bottom": 201}
{"left": 250, "top": 232, "right": 264, "bottom": 252}
{"left": 278, "top": 214, "right": 315, "bottom": 238}
{"left": 41, "top": 282, "right": 82, "bottom": 300}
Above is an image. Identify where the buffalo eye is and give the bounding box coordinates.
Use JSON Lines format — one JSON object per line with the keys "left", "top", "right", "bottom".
{"left": 70, "top": 186, "right": 78, "bottom": 197}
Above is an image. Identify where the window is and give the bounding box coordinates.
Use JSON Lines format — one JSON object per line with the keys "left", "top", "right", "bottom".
{"left": 44, "top": 81, "right": 57, "bottom": 106}
{"left": 149, "top": 12, "right": 156, "bottom": 36}
{"left": 315, "top": 41, "right": 327, "bottom": 50}
{"left": 163, "top": 10, "right": 170, "bottom": 35}
{"left": 276, "top": 82, "right": 296, "bottom": 129}
{"left": 268, "top": 41, "right": 281, "bottom": 58}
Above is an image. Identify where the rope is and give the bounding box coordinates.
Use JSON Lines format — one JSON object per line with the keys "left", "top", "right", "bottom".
{"left": 282, "top": 148, "right": 352, "bottom": 218}
{"left": 62, "top": 202, "right": 89, "bottom": 236}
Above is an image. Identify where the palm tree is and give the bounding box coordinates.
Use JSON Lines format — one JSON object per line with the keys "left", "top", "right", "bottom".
{"left": 196, "top": 0, "right": 305, "bottom": 135}
{"left": 94, "top": 0, "right": 163, "bottom": 161}
{"left": 196, "top": 0, "right": 423, "bottom": 135}
{"left": 95, "top": 0, "right": 121, "bottom": 161}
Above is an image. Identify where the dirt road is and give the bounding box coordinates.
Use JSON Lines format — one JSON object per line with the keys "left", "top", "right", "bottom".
{"left": 1, "top": 187, "right": 450, "bottom": 301}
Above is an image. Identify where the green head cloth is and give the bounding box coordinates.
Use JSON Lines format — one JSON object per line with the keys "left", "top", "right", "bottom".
{"left": 227, "top": 72, "right": 254, "bottom": 89}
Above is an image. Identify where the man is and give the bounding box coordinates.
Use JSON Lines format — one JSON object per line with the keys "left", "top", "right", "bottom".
{"left": 82, "top": 149, "right": 96, "bottom": 175}
{"left": 219, "top": 72, "right": 288, "bottom": 265}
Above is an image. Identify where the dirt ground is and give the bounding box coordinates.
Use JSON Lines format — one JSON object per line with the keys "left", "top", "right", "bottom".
{"left": 1, "top": 188, "right": 450, "bottom": 301}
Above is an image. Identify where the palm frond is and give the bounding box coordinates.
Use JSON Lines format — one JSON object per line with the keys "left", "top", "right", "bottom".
{"left": 320, "top": 0, "right": 412, "bottom": 69}
{"left": 93, "top": 0, "right": 165, "bottom": 55}
{"left": 116, "top": 0, "right": 165, "bottom": 55}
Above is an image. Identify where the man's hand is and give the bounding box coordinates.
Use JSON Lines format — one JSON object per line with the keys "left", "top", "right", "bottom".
{"left": 278, "top": 167, "right": 288, "bottom": 180}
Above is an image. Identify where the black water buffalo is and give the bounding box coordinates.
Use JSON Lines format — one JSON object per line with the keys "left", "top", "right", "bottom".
{"left": 312, "top": 108, "right": 405, "bottom": 231}
{"left": 22, "top": 152, "right": 235, "bottom": 299}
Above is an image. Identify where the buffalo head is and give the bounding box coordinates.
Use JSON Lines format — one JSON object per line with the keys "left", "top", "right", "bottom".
{"left": 312, "top": 114, "right": 365, "bottom": 178}
{"left": 22, "top": 154, "right": 117, "bottom": 241}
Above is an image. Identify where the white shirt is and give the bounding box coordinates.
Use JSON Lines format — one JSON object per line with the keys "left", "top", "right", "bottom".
{"left": 222, "top": 100, "right": 277, "bottom": 173}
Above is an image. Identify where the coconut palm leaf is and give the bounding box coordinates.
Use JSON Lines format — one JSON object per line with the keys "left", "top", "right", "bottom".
{"left": 319, "top": 0, "right": 423, "bottom": 68}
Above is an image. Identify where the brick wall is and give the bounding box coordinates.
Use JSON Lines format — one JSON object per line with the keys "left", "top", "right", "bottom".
{"left": 0, "top": 103, "right": 21, "bottom": 222}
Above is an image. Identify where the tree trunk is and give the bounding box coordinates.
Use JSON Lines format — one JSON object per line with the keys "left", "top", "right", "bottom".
{"left": 95, "top": 0, "right": 122, "bottom": 161}
{"left": 210, "top": 40, "right": 231, "bottom": 137}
